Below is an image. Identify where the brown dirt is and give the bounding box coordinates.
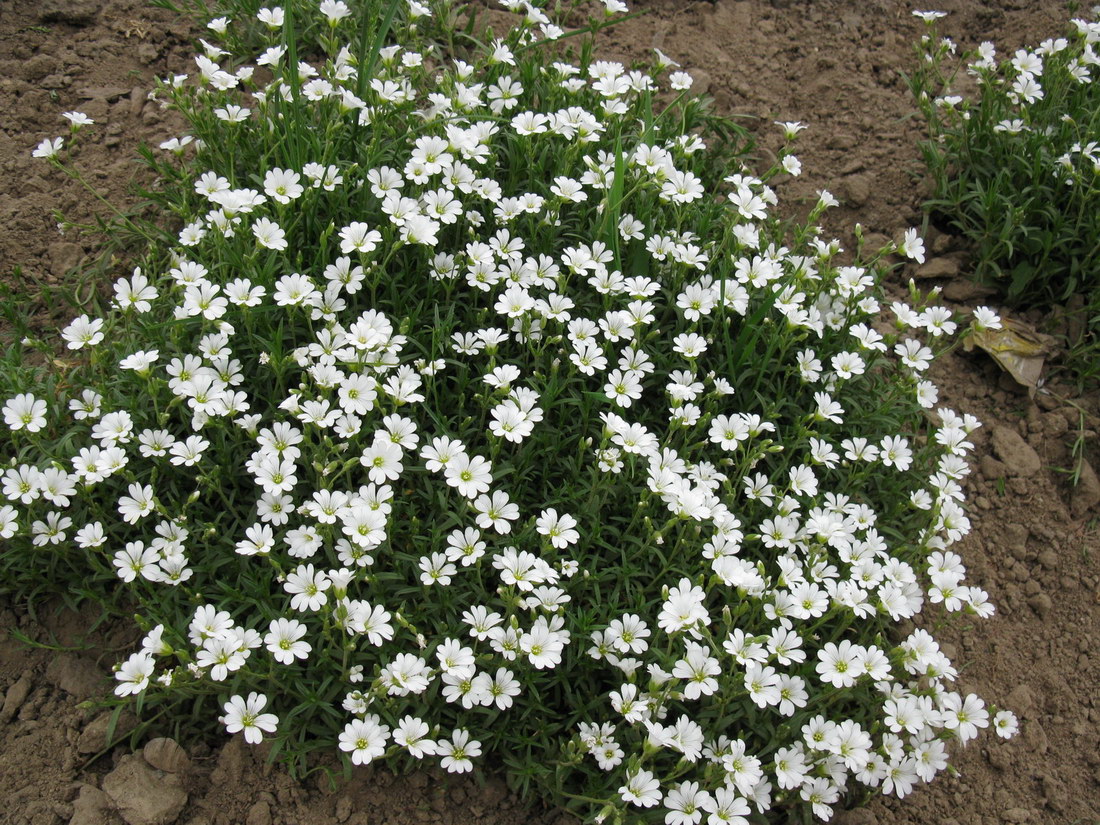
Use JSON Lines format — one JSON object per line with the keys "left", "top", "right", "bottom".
{"left": 1, "top": 1, "right": 1098, "bottom": 824}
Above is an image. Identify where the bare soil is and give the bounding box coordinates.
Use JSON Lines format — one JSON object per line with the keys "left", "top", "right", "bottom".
{"left": 1, "top": 1, "right": 1098, "bottom": 824}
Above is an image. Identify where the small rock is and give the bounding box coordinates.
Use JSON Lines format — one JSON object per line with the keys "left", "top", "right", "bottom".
{"left": 41, "top": 74, "right": 70, "bottom": 90}
{"left": 1023, "top": 721, "right": 1048, "bottom": 754}
{"left": 69, "top": 784, "right": 113, "bottom": 825}
{"left": 137, "top": 43, "right": 159, "bottom": 64}
{"left": 979, "top": 454, "right": 1008, "bottom": 481}
{"left": 77, "top": 86, "right": 130, "bottom": 101}
{"left": 915, "top": 256, "right": 960, "bottom": 280}
{"left": 1071, "top": 459, "right": 1100, "bottom": 517}
{"left": 334, "top": 797, "right": 352, "bottom": 823}
{"left": 990, "top": 426, "right": 1042, "bottom": 477}
{"left": 102, "top": 755, "right": 188, "bottom": 825}
{"left": 45, "top": 655, "right": 104, "bottom": 701}
{"left": 943, "top": 277, "right": 997, "bottom": 302}
{"left": 1037, "top": 549, "right": 1058, "bottom": 569}
{"left": 78, "top": 710, "right": 137, "bottom": 754}
{"left": 687, "top": 69, "right": 711, "bottom": 96}
{"left": 19, "top": 54, "right": 59, "bottom": 82}
{"left": 1026, "top": 592, "right": 1052, "bottom": 617}
{"left": 47, "top": 242, "right": 85, "bottom": 279}
{"left": 39, "top": 0, "right": 102, "bottom": 25}
{"left": 1002, "top": 808, "right": 1030, "bottom": 823}
{"left": 838, "top": 174, "right": 871, "bottom": 207}
{"left": 1006, "top": 684, "right": 1035, "bottom": 715}
{"left": 825, "top": 133, "right": 857, "bottom": 150}
{"left": 209, "top": 736, "right": 246, "bottom": 786}
{"left": 129, "top": 87, "right": 145, "bottom": 118}
{"left": 144, "top": 738, "right": 191, "bottom": 774}
{"left": 1041, "top": 773, "right": 1068, "bottom": 812}
{"left": 1, "top": 671, "right": 34, "bottom": 722}
{"left": 81, "top": 97, "right": 110, "bottom": 121}
{"left": 1003, "top": 523, "right": 1031, "bottom": 560}
{"left": 245, "top": 801, "right": 271, "bottom": 825}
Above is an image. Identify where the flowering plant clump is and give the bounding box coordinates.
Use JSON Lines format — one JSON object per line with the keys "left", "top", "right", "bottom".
{"left": 3, "top": 0, "right": 1017, "bottom": 822}
{"left": 909, "top": 10, "right": 1100, "bottom": 310}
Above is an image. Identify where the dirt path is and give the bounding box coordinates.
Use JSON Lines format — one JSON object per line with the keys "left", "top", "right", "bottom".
{"left": 1, "top": 1, "right": 1097, "bottom": 824}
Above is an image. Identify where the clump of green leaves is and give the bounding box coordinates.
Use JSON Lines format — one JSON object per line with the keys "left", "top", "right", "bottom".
{"left": 909, "top": 11, "right": 1100, "bottom": 377}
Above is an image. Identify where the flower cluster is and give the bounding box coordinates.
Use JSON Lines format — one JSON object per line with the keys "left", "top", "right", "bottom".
{"left": 3, "top": 1, "right": 1017, "bottom": 822}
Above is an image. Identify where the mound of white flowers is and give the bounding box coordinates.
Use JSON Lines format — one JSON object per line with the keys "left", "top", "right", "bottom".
{"left": 4, "top": 0, "right": 1016, "bottom": 821}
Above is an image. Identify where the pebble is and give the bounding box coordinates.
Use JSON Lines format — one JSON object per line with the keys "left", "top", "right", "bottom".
{"left": 1037, "top": 549, "right": 1058, "bottom": 569}
{"left": 137, "top": 43, "right": 160, "bottom": 64}
{"left": 47, "top": 241, "right": 85, "bottom": 279}
{"left": 246, "top": 800, "right": 272, "bottom": 825}
{"left": 144, "top": 738, "right": 191, "bottom": 774}
{"left": 68, "top": 784, "right": 112, "bottom": 825}
{"left": 943, "top": 277, "right": 996, "bottom": 302}
{"left": 1026, "top": 592, "right": 1052, "bottom": 617}
{"left": 1006, "top": 684, "right": 1035, "bottom": 715}
{"left": 991, "top": 425, "right": 1042, "bottom": 477}
{"left": 915, "top": 256, "right": 959, "bottom": 279}
{"left": 0, "top": 671, "right": 33, "bottom": 722}
{"left": 335, "top": 796, "right": 353, "bottom": 823}
{"left": 102, "top": 754, "right": 188, "bottom": 825}
{"left": 979, "top": 454, "right": 1008, "bottom": 481}
{"left": 1071, "top": 459, "right": 1100, "bottom": 517}
{"left": 44, "top": 655, "right": 104, "bottom": 701}
{"left": 1023, "top": 721, "right": 1049, "bottom": 754}
{"left": 838, "top": 174, "right": 871, "bottom": 207}
{"left": 1004, "top": 523, "right": 1031, "bottom": 561}
{"left": 1002, "top": 809, "right": 1030, "bottom": 823}
{"left": 78, "top": 710, "right": 137, "bottom": 754}
{"left": 129, "top": 87, "right": 145, "bottom": 118}
{"left": 39, "top": 0, "right": 101, "bottom": 25}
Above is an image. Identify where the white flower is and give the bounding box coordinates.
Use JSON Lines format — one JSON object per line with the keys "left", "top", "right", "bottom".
{"left": 114, "top": 652, "right": 155, "bottom": 696}
{"left": 252, "top": 217, "right": 288, "bottom": 250}
{"left": 3, "top": 393, "right": 47, "bottom": 432}
{"left": 473, "top": 490, "right": 520, "bottom": 534}
{"left": 993, "top": 709, "right": 1019, "bottom": 739}
{"left": 264, "top": 167, "right": 303, "bottom": 204}
{"left": 668, "top": 71, "right": 694, "bottom": 91}
{"left": 619, "top": 768, "right": 661, "bottom": 808}
{"left": 899, "top": 228, "right": 926, "bottom": 264}
{"left": 972, "top": 306, "right": 1002, "bottom": 331}
{"left": 394, "top": 716, "right": 439, "bottom": 758}
{"left": 265, "top": 618, "right": 311, "bottom": 664}
{"left": 437, "top": 728, "right": 482, "bottom": 773}
{"left": 32, "top": 137, "right": 63, "bottom": 158}
{"left": 61, "top": 315, "right": 105, "bottom": 349}
{"left": 222, "top": 692, "right": 279, "bottom": 744}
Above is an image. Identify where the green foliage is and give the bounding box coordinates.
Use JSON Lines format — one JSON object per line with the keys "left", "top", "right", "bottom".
{"left": 908, "top": 13, "right": 1100, "bottom": 379}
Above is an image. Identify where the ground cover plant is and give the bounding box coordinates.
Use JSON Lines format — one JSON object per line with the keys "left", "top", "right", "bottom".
{"left": 1, "top": 1, "right": 1018, "bottom": 823}
{"left": 909, "top": 9, "right": 1100, "bottom": 380}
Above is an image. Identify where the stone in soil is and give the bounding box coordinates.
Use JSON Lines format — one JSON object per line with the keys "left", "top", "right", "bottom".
{"left": 45, "top": 655, "right": 106, "bottom": 701}
{"left": 38, "top": 0, "right": 102, "bottom": 25}
{"left": 915, "top": 256, "right": 960, "bottom": 280}
{"left": 1070, "top": 458, "right": 1100, "bottom": 517}
{"left": 68, "top": 783, "right": 115, "bottom": 825}
{"left": 1, "top": 670, "right": 34, "bottom": 721}
{"left": 143, "top": 738, "right": 191, "bottom": 774}
{"left": 990, "top": 425, "right": 1043, "bottom": 477}
{"left": 102, "top": 754, "right": 188, "bottom": 825}
{"left": 78, "top": 710, "right": 138, "bottom": 754}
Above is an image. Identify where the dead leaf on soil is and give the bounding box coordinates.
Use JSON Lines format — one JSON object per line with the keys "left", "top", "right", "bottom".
{"left": 963, "top": 316, "right": 1060, "bottom": 396}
